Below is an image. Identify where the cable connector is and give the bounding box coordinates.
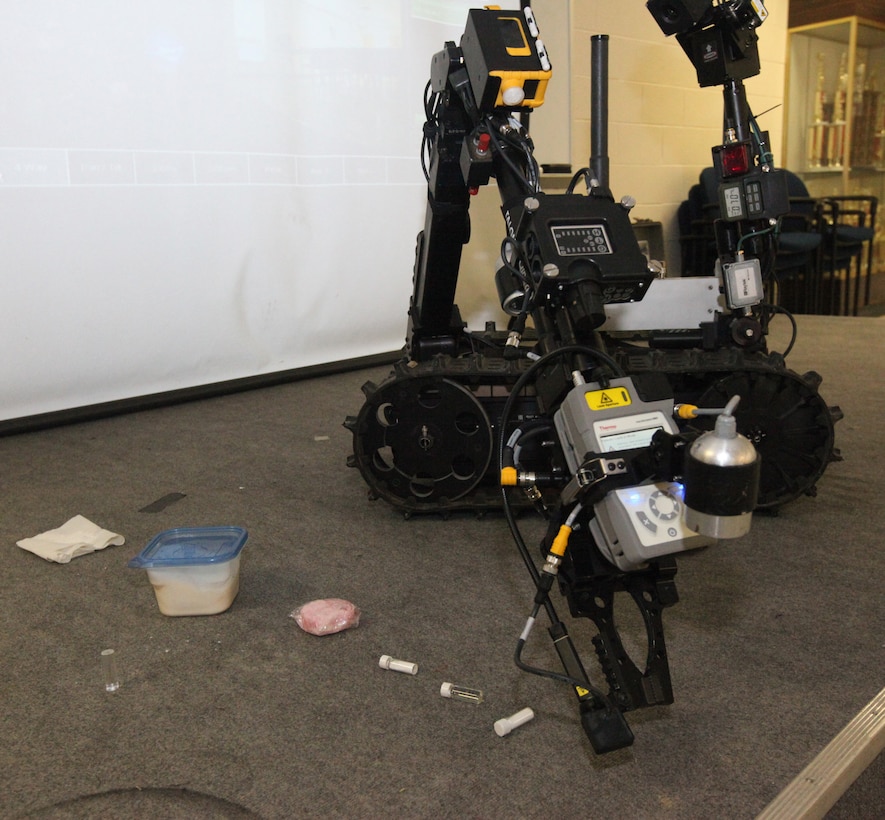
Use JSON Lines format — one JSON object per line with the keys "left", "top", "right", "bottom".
{"left": 549, "top": 524, "right": 572, "bottom": 561}
{"left": 524, "top": 485, "right": 543, "bottom": 502}
{"left": 541, "top": 505, "right": 581, "bottom": 578}
{"left": 503, "top": 329, "right": 524, "bottom": 360}
{"left": 674, "top": 403, "right": 731, "bottom": 420}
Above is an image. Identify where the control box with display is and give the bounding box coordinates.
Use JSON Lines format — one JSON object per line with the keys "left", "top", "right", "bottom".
{"left": 590, "top": 482, "right": 715, "bottom": 571}
{"left": 550, "top": 224, "right": 614, "bottom": 256}
{"left": 502, "top": 192, "right": 655, "bottom": 306}
{"left": 717, "top": 168, "right": 789, "bottom": 222}
{"left": 553, "top": 375, "right": 678, "bottom": 475}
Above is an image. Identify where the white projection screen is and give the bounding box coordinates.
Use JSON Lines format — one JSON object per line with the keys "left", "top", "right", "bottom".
{"left": 1, "top": 0, "right": 531, "bottom": 422}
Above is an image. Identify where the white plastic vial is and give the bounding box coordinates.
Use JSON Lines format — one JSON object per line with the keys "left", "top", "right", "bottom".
{"left": 379, "top": 655, "right": 418, "bottom": 675}
{"left": 494, "top": 707, "right": 535, "bottom": 737}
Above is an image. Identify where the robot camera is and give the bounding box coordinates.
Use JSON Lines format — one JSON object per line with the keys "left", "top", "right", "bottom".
{"left": 646, "top": 0, "right": 713, "bottom": 36}
{"left": 647, "top": 0, "right": 767, "bottom": 37}
{"left": 459, "top": 8, "right": 552, "bottom": 112}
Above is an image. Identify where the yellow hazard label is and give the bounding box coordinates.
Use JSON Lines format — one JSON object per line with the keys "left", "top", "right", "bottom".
{"left": 585, "top": 387, "right": 632, "bottom": 411}
{"left": 575, "top": 686, "right": 590, "bottom": 698}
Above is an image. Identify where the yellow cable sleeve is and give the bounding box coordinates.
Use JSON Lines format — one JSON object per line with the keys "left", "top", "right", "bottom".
{"left": 550, "top": 525, "right": 572, "bottom": 557}
{"left": 500, "top": 466, "right": 518, "bottom": 487}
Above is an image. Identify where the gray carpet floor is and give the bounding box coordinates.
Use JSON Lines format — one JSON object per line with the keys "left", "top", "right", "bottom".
{"left": 1, "top": 314, "right": 882, "bottom": 818}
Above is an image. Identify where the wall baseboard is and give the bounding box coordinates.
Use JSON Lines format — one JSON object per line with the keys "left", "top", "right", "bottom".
{"left": 0, "top": 351, "right": 400, "bottom": 438}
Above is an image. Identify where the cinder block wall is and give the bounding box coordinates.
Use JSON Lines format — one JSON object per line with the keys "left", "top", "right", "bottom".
{"left": 455, "top": 3, "right": 789, "bottom": 325}
{"left": 570, "top": 3, "right": 789, "bottom": 274}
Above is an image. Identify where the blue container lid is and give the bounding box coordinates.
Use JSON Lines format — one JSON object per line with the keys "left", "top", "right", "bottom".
{"left": 128, "top": 526, "right": 248, "bottom": 569}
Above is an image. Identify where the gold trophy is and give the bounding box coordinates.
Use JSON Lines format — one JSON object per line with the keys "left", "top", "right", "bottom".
{"left": 807, "top": 53, "right": 827, "bottom": 168}
{"left": 827, "top": 52, "right": 848, "bottom": 168}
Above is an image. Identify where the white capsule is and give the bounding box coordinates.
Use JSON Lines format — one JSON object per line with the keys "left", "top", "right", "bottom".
{"left": 494, "top": 707, "right": 535, "bottom": 736}
{"left": 378, "top": 654, "right": 418, "bottom": 675}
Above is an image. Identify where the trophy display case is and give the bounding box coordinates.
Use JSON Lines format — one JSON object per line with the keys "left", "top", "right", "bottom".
{"left": 785, "top": 16, "right": 885, "bottom": 297}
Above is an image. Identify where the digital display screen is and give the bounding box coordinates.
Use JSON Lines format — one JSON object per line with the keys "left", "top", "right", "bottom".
{"left": 550, "top": 223, "right": 614, "bottom": 256}
{"left": 721, "top": 184, "right": 744, "bottom": 219}
{"left": 599, "top": 425, "right": 663, "bottom": 452}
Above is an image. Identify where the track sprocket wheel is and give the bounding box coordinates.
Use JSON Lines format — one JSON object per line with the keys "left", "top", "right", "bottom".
{"left": 348, "top": 376, "right": 494, "bottom": 509}
{"left": 689, "top": 369, "right": 839, "bottom": 509}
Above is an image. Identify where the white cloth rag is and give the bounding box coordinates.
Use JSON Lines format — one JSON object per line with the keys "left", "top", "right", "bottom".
{"left": 16, "top": 515, "right": 125, "bottom": 563}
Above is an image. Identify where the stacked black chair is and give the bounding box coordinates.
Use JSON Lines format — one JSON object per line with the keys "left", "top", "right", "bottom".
{"left": 683, "top": 168, "right": 824, "bottom": 313}
{"left": 777, "top": 171, "right": 825, "bottom": 313}
{"left": 780, "top": 171, "right": 877, "bottom": 315}
{"left": 676, "top": 180, "right": 718, "bottom": 277}
{"left": 819, "top": 195, "right": 877, "bottom": 316}
{"left": 680, "top": 168, "right": 877, "bottom": 315}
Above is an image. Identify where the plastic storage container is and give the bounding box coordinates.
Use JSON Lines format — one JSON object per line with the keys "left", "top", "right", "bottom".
{"left": 128, "top": 526, "right": 248, "bottom": 616}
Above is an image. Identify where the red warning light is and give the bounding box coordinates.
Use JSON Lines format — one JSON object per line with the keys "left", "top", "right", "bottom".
{"left": 721, "top": 143, "right": 750, "bottom": 176}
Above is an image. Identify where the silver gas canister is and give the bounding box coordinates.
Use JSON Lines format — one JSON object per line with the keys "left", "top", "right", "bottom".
{"left": 683, "top": 397, "right": 760, "bottom": 539}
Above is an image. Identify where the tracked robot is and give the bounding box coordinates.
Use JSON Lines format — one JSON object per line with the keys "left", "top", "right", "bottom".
{"left": 345, "top": 1, "right": 842, "bottom": 752}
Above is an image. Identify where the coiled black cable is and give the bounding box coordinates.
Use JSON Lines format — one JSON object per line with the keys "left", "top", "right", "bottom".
{"left": 498, "top": 344, "right": 625, "bottom": 706}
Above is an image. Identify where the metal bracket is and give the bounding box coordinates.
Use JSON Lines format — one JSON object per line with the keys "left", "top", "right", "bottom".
{"left": 560, "top": 456, "right": 629, "bottom": 505}
{"left": 557, "top": 527, "right": 680, "bottom": 712}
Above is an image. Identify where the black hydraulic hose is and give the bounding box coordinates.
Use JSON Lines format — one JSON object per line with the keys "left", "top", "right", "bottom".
{"left": 486, "top": 118, "right": 537, "bottom": 195}
{"left": 513, "top": 613, "right": 612, "bottom": 705}
{"left": 508, "top": 422, "right": 554, "bottom": 464}
{"left": 766, "top": 305, "right": 798, "bottom": 357}
{"left": 498, "top": 345, "right": 624, "bottom": 590}
{"left": 499, "top": 344, "right": 628, "bottom": 710}
{"left": 565, "top": 167, "right": 593, "bottom": 195}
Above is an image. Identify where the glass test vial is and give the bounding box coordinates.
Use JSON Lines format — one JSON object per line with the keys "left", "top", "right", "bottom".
{"left": 101, "top": 648, "right": 120, "bottom": 692}
{"left": 440, "top": 682, "right": 483, "bottom": 703}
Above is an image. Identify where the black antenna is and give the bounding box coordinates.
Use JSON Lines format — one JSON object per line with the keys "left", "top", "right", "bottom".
{"left": 590, "top": 34, "right": 609, "bottom": 188}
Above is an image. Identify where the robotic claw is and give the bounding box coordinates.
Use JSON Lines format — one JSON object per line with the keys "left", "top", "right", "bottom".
{"left": 501, "top": 346, "right": 760, "bottom": 752}
{"left": 345, "top": 2, "right": 841, "bottom": 752}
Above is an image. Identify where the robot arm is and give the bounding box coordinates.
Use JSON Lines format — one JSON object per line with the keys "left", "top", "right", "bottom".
{"left": 406, "top": 42, "right": 473, "bottom": 358}
{"left": 408, "top": 7, "right": 655, "bottom": 362}
{"left": 407, "top": 7, "right": 551, "bottom": 358}
{"left": 648, "top": 0, "right": 790, "bottom": 323}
